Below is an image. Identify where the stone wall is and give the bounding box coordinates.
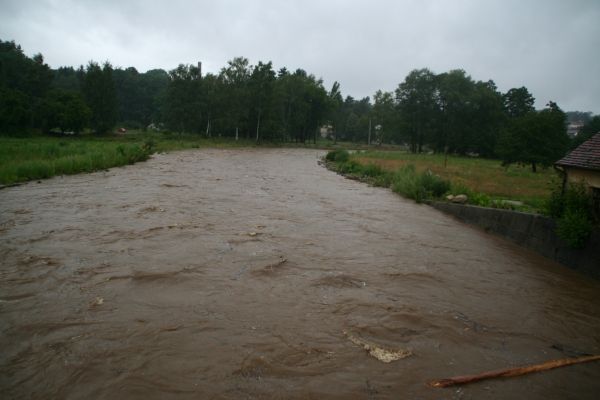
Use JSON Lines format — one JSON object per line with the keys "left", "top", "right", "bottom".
{"left": 430, "top": 202, "right": 600, "bottom": 278}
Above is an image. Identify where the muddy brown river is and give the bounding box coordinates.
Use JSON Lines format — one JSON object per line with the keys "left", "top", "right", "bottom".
{"left": 1, "top": 148, "right": 599, "bottom": 399}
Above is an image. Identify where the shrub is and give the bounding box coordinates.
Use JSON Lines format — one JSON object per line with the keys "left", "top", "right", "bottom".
{"left": 546, "top": 182, "right": 594, "bottom": 248}
{"left": 546, "top": 188, "right": 564, "bottom": 218}
{"left": 469, "top": 191, "right": 492, "bottom": 207}
{"left": 325, "top": 149, "right": 349, "bottom": 163}
{"left": 391, "top": 165, "right": 422, "bottom": 201}
{"left": 142, "top": 139, "right": 156, "bottom": 152}
{"left": 372, "top": 173, "right": 393, "bottom": 187}
{"left": 361, "top": 163, "right": 384, "bottom": 177}
{"left": 419, "top": 170, "right": 450, "bottom": 198}
{"left": 337, "top": 160, "right": 362, "bottom": 174}
{"left": 556, "top": 209, "right": 593, "bottom": 248}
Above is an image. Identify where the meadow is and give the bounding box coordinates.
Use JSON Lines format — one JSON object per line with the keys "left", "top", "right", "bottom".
{"left": 336, "top": 150, "right": 560, "bottom": 212}
{"left": 0, "top": 132, "right": 209, "bottom": 185}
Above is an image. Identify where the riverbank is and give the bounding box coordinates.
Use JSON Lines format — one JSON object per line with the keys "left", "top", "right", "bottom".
{"left": 430, "top": 201, "right": 600, "bottom": 278}
{"left": 348, "top": 149, "right": 557, "bottom": 212}
{"left": 323, "top": 149, "right": 599, "bottom": 277}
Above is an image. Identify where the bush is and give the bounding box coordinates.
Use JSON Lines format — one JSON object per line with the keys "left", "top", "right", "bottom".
{"left": 372, "top": 173, "right": 393, "bottom": 187}
{"left": 390, "top": 165, "right": 449, "bottom": 203}
{"left": 470, "top": 192, "right": 492, "bottom": 207}
{"left": 546, "top": 182, "right": 594, "bottom": 248}
{"left": 142, "top": 139, "right": 156, "bottom": 152}
{"left": 337, "top": 160, "right": 362, "bottom": 174}
{"left": 419, "top": 170, "right": 450, "bottom": 198}
{"left": 325, "top": 149, "right": 349, "bottom": 163}
{"left": 556, "top": 209, "right": 593, "bottom": 248}
{"left": 361, "top": 163, "right": 384, "bottom": 177}
{"left": 391, "top": 165, "right": 422, "bottom": 201}
{"left": 546, "top": 182, "right": 591, "bottom": 219}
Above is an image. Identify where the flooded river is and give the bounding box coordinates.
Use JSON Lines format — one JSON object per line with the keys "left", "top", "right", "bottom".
{"left": 1, "top": 148, "right": 599, "bottom": 399}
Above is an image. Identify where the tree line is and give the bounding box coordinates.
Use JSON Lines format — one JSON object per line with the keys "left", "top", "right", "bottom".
{"left": 2, "top": 39, "right": 598, "bottom": 170}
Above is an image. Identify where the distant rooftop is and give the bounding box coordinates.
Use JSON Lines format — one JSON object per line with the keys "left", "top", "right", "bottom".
{"left": 556, "top": 133, "right": 600, "bottom": 171}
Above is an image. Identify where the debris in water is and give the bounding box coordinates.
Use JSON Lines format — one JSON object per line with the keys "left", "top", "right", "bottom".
{"left": 248, "top": 232, "right": 257, "bottom": 237}
{"left": 90, "top": 297, "right": 104, "bottom": 307}
{"left": 161, "top": 324, "right": 183, "bottom": 332}
{"left": 428, "top": 354, "right": 600, "bottom": 388}
{"left": 344, "top": 331, "right": 412, "bottom": 363}
{"left": 263, "top": 257, "right": 287, "bottom": 271}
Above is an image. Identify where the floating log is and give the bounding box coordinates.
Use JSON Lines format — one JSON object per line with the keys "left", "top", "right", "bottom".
{"left": 429, "top": 355, "right": 600, "bottom": 388}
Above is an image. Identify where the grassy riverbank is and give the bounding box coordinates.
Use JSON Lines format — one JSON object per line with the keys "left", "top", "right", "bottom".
{"left": 327, "top": 149, "right": 559, "bottom": 212}
{"left": 0, "top": 132, "right": 214, "bottom": 185}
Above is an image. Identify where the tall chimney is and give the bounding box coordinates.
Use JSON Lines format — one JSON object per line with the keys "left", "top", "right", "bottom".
{"left": 198, "top": 61, "right": 202, "bottom": 78}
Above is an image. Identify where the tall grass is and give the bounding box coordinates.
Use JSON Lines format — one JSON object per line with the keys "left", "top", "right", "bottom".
{"left": 0, "top": 137, "right": 152, "bottom": 185}
{"left": 352, "top": 150, "right": 557, "bottom": 210}
{"left": 390, "top": 164, "right": 450, "bottom": 203}
{"left": 326, "top": 150, "right": 450, "bottom": 203}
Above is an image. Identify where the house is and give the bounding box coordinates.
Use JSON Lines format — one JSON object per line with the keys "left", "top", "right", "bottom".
{"left": 319, "top": 124, "right": 333, "bottom": 139}
{"left": 567, "top": 121, "right": 585, "bottom": 138}
{"left": 555, "top": 133, "right": 600, "bottom": 211}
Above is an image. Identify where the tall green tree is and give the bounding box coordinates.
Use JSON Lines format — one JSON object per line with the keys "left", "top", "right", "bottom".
{"left": 248, "top": 61, "right": 276, "bottom": 141}
{"left": 82, "top": 61, "right": 117, "bottom": 134}
{"left": 434, "top": 69, "right": 476, "bottom": 154}
{"left": 52, "top": 66, "right": 81, "bottom": 93}
{"left": 503, "top": 87, "right": 535, "bottom": 118}
{"left": 497, "top": 101, "right": 569, "bottom": 172}
{"left": 42, "top": 90, "right": 90, "bottom": 133}
{"left": 372, "top": 90, "right": 396, "bottom": 144}
{"left": 396, "top": 68, "right": 437, "bottom": 153}
{"left": 114, "top": 67, "right": 143, "bottom": 127}
{"left": 220, "top": 57, "right": 251, "bottom": 138}
{"left": 0, "top": 40, "right": 52, "bottom": 133}
{"left": 470, "top": 80, "right": 504, "bottom": 157}
{"left": 163, "top": 63, "right": 202, "bottom": 133}
{"left": 327, "top": 81, "right": 344, "bottom": 143}
{"left": 200, "top": 73, "right": 223, "bottom": 137}
{"left": 138, "top": 69, "right": 169, "bottom": 129}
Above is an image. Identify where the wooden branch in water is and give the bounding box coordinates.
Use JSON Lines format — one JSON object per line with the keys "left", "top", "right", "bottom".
{"left": 429, "top": 355, "right": 600, "bottom": 388}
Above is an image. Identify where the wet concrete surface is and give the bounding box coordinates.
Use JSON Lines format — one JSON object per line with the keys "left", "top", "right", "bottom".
{"left": 1, "top": 148, "right": 599, "bottom": 399}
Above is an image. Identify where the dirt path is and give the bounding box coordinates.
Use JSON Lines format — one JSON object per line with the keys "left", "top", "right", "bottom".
{"left": 1, "top": 148, "right": 599, "bottom": 399}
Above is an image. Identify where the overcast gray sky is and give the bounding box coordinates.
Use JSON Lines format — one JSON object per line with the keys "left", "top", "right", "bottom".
{"left": 1, "top": 0, "right": 599, "bottom": 113}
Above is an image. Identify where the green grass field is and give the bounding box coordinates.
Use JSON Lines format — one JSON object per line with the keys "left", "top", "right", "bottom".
{"left": 351, "top": 150, "right": 559, "bottom": 211}
{"left": 0, "top": 136, "right": 150, "bottom": 185}
{"left": 0, "top": 131, "right": 218, "bottom": 185}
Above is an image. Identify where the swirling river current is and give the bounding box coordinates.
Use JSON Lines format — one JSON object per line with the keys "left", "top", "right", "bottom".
{"left": 1, "top": 148, "right": 599, "bottom": 399}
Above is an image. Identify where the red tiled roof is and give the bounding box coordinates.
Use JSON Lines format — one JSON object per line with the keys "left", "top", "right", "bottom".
{"left": 556, "top": 133, "right": 600, "bottom": 171}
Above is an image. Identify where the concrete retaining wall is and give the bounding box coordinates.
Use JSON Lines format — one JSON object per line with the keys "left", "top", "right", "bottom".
{"left": 430, "top": 202, "right": 600, "bottom": 278}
